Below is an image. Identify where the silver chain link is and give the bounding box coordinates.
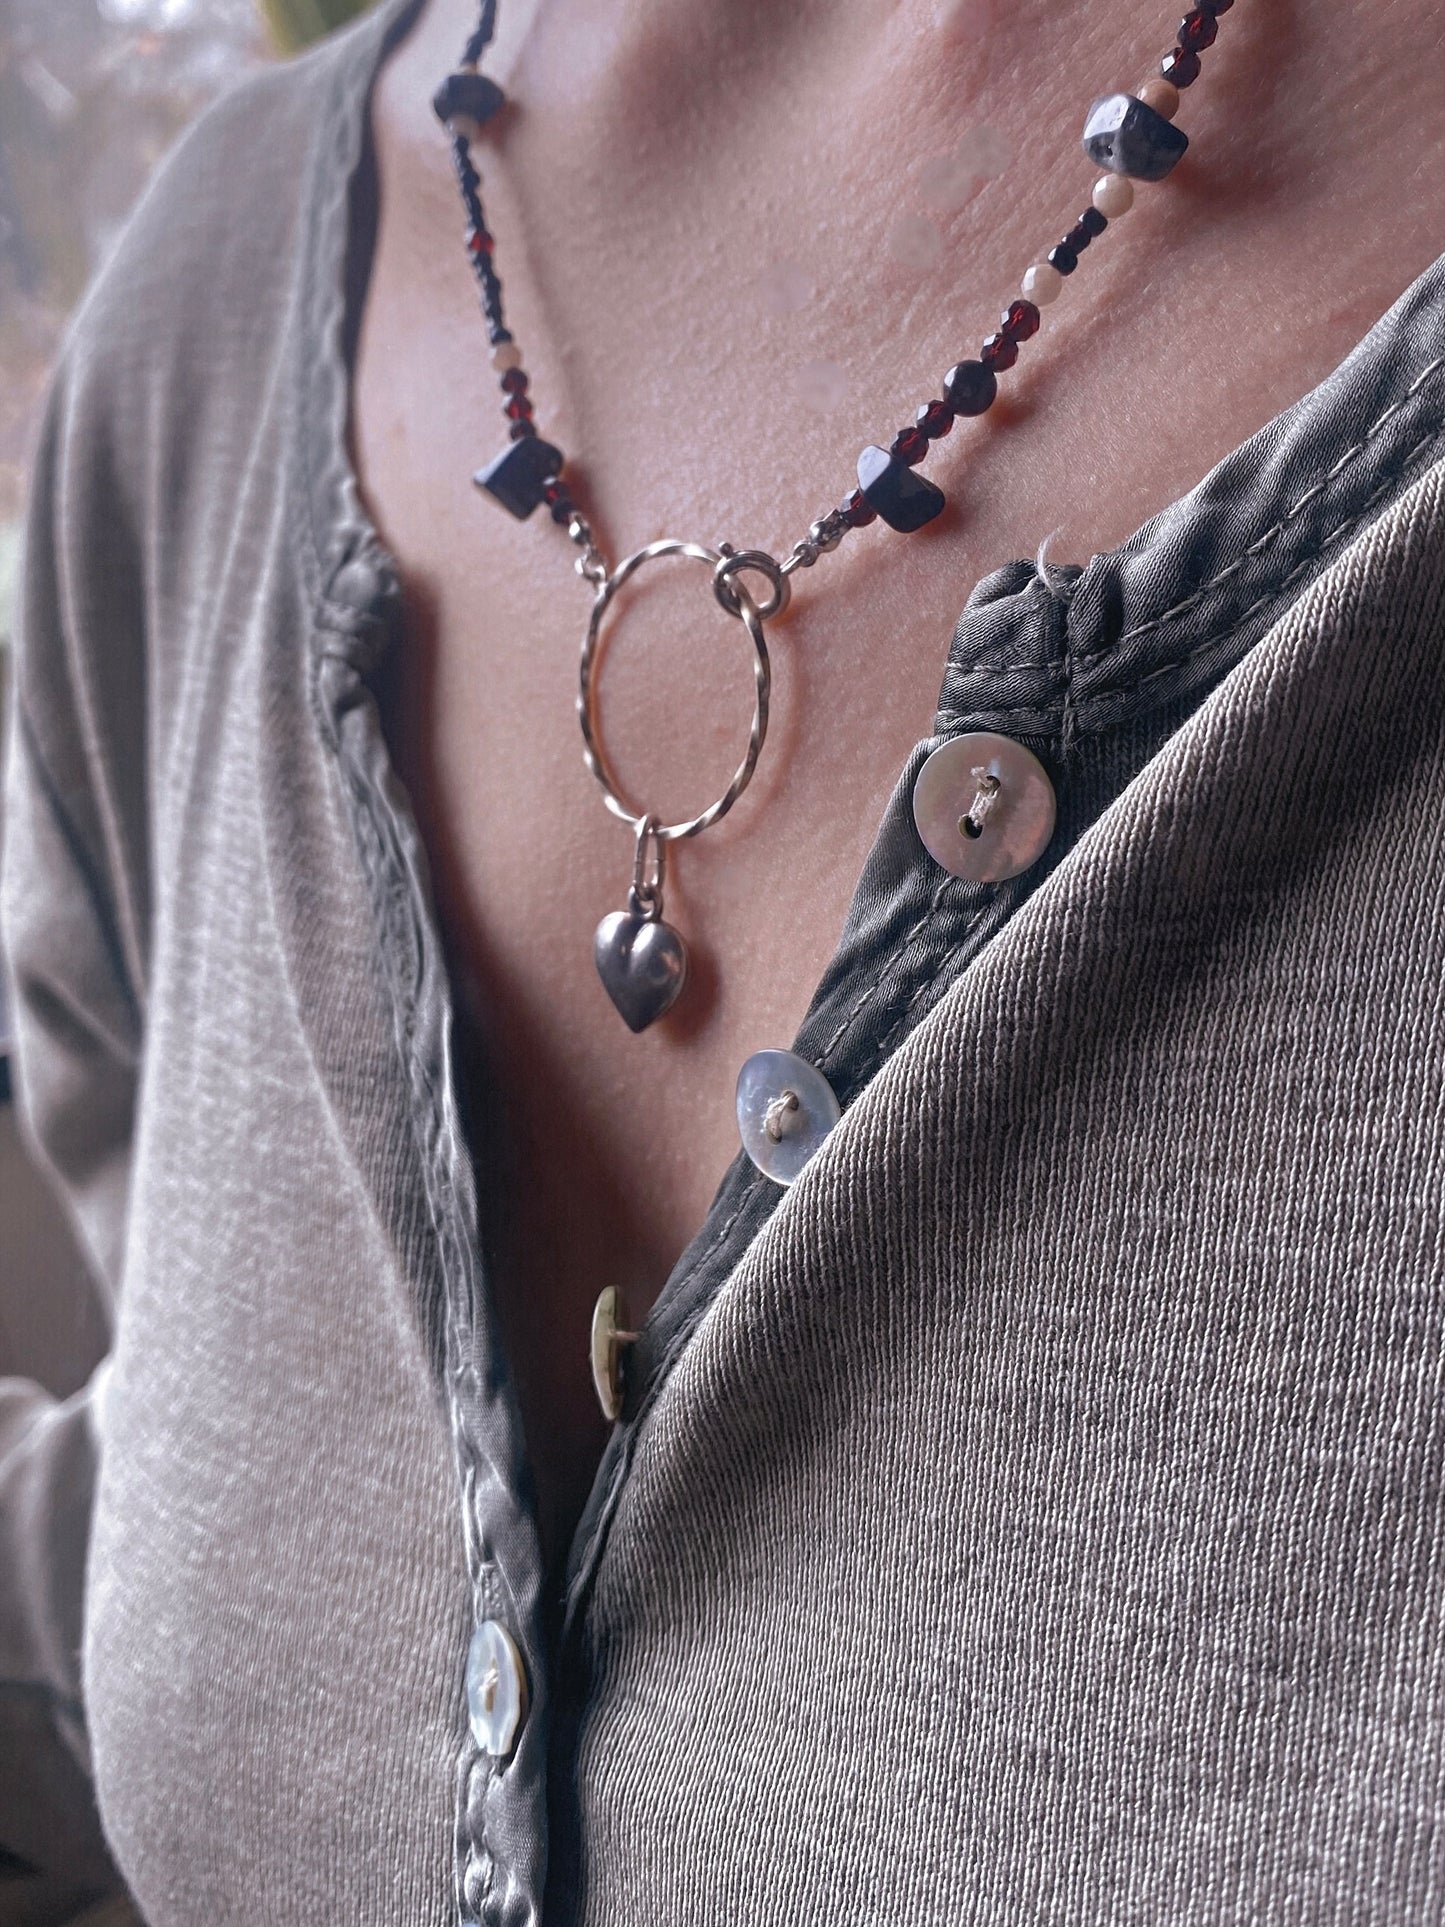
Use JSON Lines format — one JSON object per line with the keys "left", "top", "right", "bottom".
{"left": 566, "top": 489, "right": 851, "bottom": 598}
{"left": 566, "top": 511, "right": 609, "bottom": 585}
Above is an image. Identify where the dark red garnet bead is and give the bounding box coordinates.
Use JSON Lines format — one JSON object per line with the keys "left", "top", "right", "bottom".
{"left": 980, "top": 332, "right": 1018, "bottom": 372}
{"left": 504, "top": 394, "right": 535, "bottom": 422}
{"left": 548, "top": 492, "right": 577, "bottom": 525}
{"left": 841, "top": 488, "right": 878, "bottom": 529}
{"left": 944, "top": 359, "right": 998, "bottom": 416}
{"left": 1200, "top": 0, "right": 1233, "bottom": 12}
{"left": 1177, "top": 7, "right": 1218, "bottom": 51}
{"left": 467, "top": 228, "right": 495, "bottom": 257}
{"left": 541, "top": 475, "right": 569, "bottom": 505}
{"left": 1002, "top": 299, "right": 1040, "bottom": 343}
{"left": 916, "top": 399, "right": 955, "bottom": 440}
{"left": 1161, "top": 45, "right": 1202, "bottom": 86}
{"left": 508, "top": 420, "right": 537, "bottom": 441}
{"left": 500, "top": 368, "right": 529, "bottom": 395}
{"left": 890, "top": 425, "right": 930, "bottom": 466}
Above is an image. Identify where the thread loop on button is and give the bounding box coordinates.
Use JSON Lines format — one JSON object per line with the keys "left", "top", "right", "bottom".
{"left": 913, "top": 733, "right": 1057, "bottom": 882}
{"left": 590, "top": 1286, "right": 638, "bottom": 1422}
{"left": 737, "top": 1050, "right": 841, "bottom": 1186}
{"left": 466, "top": 1620, "right": 527, "bottom": 1759}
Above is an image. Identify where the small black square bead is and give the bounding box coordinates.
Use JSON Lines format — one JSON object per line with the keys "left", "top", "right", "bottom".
{"left": 1064, "top": 222, "right": 1093, "bottom": 254}
{"left": 1048, "top": 243, "right": 1079, "bottom": 276}
{"left": 857, "top": 445, "right": 946, "bottom": 533}
{"left": 474, "top": 436, "right": 563, "bottom": 518}
{"left": 1079, "top": 205, "right": 1109, "bottom": 238}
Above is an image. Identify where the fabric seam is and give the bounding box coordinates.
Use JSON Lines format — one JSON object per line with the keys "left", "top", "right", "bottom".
{"left": 1089, "top": 353, "right": 1445, "bottom": 655}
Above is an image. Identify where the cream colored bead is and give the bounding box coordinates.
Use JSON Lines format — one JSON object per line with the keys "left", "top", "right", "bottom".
{"left": 1022, "top": 260, "right": 1064, "bottom": 306}
{"left": 1137, "top": 76, "right": 1181, "bottom": 121}
{"left": 491, "top": 340, "right": 523, "bottom": 373}
{"left": 1092, "top": 173, "right": 1135, "bottom": 218}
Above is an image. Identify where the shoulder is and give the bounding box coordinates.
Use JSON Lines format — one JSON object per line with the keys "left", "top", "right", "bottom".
{"left": 51, "top": 11, "right": 399, "bottom": 511}
{"left": 10, "top": 12, "right": 406, "bottom": 885}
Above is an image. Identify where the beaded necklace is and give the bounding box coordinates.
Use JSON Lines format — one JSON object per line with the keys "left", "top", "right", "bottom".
{"left": 433, "top": 0, "right": 1233, "bottom": 1033}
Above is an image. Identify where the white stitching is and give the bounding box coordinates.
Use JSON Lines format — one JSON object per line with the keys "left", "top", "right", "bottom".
{"left": 1104, "top": 354, "right": 1445, "bottom": 651}
{"left": 1078, "top": 428, "right": 1444, "bottom": 713}
{"left": 817, "top": 870, "right": 957, "bottom": 1070}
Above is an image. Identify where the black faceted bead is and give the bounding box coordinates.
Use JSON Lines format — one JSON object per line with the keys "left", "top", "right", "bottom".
{"left": 857, "top": 445, "right": 946, "bottom": 534}
{"left": 432, "top": 71, "right": 506, "bottom": 131}
{"left": 943, "top": 358, "right": 997, "bottom": 416}
{"left": 1082, "top": 91, "right": 1190, "bottom": 181}
{"left": 474, "top": 436, "right": 563, "bottom": 518}
{"left": 1078, "top": 205, "right": 1108, "bottom": 239}
{"left": 1048, "top": 242, "right": 1079, "bottom": 275}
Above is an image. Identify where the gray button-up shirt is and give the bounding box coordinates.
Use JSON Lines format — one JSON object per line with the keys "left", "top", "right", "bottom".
{"left": 4, "top": 3, "right": 1445, "bottom": 1922}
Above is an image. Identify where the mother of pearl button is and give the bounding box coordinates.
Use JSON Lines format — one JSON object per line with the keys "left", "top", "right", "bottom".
{"left": 736, "top": 1049, "right": 842, "bottom": 1187}
{"left": 466, "top": 1620, "right": 528, "bottom": 1759}
{"left": 911, "top": 732, "right": 1057, "bottom": 882}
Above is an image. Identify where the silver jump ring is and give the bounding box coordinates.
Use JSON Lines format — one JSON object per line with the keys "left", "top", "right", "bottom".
{"left": 712, "top": 547, "right": 791, "bottom": 623}
{"left": 578, "top": 539, "right": 772, "bottom": 843}
{"left": 629, "top": 814, "right": 667, "bottom": 917}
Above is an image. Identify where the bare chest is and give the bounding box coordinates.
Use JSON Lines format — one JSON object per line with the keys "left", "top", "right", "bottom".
{"left": 356, "top": 400, "right": 958, "bottom": 1544}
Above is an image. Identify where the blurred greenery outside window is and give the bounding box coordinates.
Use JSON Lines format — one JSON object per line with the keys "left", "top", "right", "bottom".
{"left": 0, "top": 0, "right": 376, "bottom": 654}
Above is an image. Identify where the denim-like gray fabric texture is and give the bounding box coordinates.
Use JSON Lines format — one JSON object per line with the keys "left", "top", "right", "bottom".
{"left": 3, "top": 3, "right": 1445, "bottom": 1922}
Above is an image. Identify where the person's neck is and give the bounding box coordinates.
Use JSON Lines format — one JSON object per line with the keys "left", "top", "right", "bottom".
{"left": 373, "top": 0, "right": 1443, "bottom": 576}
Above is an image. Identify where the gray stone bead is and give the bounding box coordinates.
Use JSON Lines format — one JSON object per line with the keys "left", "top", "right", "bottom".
{"left": 1082, "top": 92, "right": 1189, "bottom": 182}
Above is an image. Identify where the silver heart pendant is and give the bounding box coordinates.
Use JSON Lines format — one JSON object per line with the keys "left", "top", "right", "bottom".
{"left": 594, "top": 910, "right": 690, "bottom": 1033}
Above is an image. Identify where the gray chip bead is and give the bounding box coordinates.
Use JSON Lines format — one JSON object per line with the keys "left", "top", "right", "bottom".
{"left": 1082, "top": 92, "right": 1189, "bottom": 181}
